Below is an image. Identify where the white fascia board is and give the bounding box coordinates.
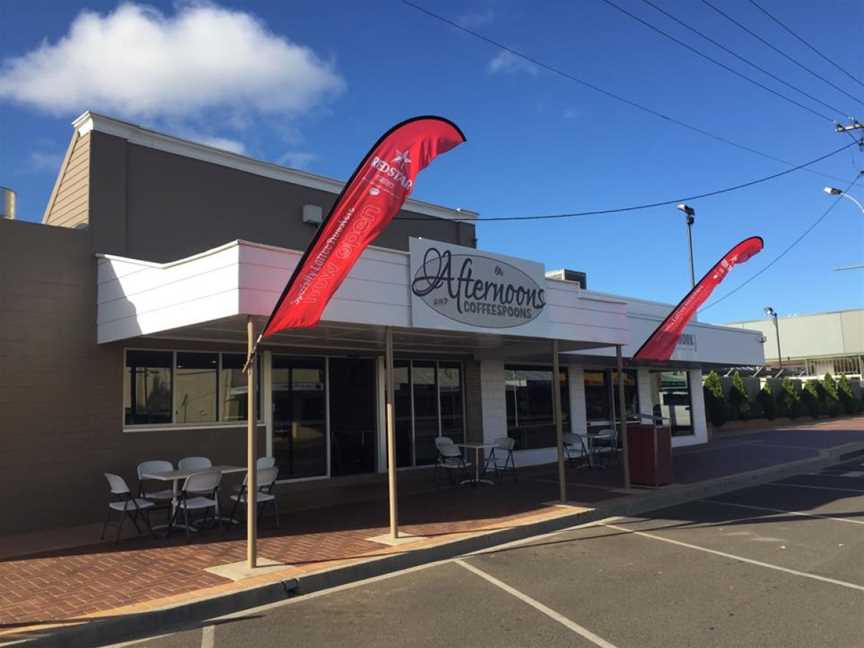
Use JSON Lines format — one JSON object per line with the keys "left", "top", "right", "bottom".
{"left": 72, "top": 111, "right": 477, "bottom": 223}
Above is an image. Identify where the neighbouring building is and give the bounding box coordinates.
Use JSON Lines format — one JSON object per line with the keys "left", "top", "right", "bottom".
{"left": 0, "top": 112, "right": 764, "bottom": 534}
{"left": 725, "top": 309, "right": 864, "bottom": 377}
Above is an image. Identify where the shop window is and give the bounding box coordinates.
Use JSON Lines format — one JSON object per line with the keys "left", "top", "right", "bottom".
{"left": 393, "top": 360, "right": 465, "bottom": 467}
{"left": 124, "top": 350, "right": 173, "bottom": 425}
{"left": 584, "top": 370, "right": 610, "bottom": 421}
{"left": 175, "top": 352, "right": 218, "bottom": 423}
{"left": 220, "top": 353, "right": 260, "bottom": 422}
{"left": 272, "top": 356, "right": 327, "bottom": 479}
{"left": 505, "top": 366, "right": 569, "bottom": 450}
{"left": 612, "top": 369, "right": 640, "bottom": 421}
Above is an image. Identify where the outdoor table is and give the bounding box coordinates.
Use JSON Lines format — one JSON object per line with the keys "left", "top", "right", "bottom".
{"left": 141, "top": 465, "right": 247, "bottom": 532}
{"left": 454, "top": 442, "right": 497, "bottom": 486}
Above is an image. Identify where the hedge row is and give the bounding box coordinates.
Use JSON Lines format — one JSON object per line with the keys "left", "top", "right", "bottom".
{"left": 703, "top": 371, "right": 862, "bottom": 427}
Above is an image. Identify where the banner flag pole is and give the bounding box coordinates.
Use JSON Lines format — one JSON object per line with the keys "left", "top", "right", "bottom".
{"left": 385, "top": 327, "right": 399, "bottom": 538}
{"left": 245, "top": 316, "right": 258, "bottom": 569}
{"left": 552, "top": 339, "right": 567, "bottom": 504}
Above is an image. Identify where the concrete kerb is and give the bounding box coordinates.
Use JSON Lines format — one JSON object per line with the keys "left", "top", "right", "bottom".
{"left": 13, "top": 440, "right": 864, "bottom": 648}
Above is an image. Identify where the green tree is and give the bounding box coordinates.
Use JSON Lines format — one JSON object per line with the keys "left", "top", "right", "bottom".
{"left": 728, "top": 371, "right": 751, "bottom": 420}
{"left": 837, "top": 375, "right": 857, "bottom": 414}
{"left": 823, "top": 373, "right": 841, "bottom": 417}
{"left": 779, "top": 378, "right": 801, "bottom": 419}
{"left": 801, "top": 380, "right": 823, "bottom": 418}
{"left": 703, "top": 370, "right": 727, "bottom": 426}
{"left": 758, "top": 383, "right": 776, "bottom": 420}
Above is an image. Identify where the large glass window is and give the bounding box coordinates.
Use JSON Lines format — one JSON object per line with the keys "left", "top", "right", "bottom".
{"left": 125, "top": 351, "right": 173, "bottom": 425}
{"left": 175, "top": 352, "right": 218, "bottom": 424}
{"left": 393, "top": 359, "right": 465, "bottom": 467}
{"left": 505, "top": 366, "right": 569, "bottom": 450}
{"left": 220, "top": 353, "right": 259, "bottom": 422}
{"left": 124, "top": 349, "right": 259, "bottom": 427}
{"left": 272, "top": 356, "right": 327, "bottom": 479}
{"left": 585, "top": 369, "right": 640, "bottom": 424}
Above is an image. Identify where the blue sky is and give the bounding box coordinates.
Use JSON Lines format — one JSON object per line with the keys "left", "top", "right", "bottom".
{"left": 1, "top": 0, "right": 862, "bottom": 324}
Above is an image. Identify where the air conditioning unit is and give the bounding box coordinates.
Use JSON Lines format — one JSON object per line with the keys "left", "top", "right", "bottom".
{"left": 546, "top": 268, "right": 587, "bottom": 289}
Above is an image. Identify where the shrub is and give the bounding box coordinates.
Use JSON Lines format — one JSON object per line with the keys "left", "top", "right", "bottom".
{"left": 823, "top": 373, "right": 841, "bottom": 417}
{"left": 703, "top": 370, "right": 727, "bottom": 426}
{"left": 757, "top": 384, "right": 776, "bottom": 420}
{"left": 837, "top": 375, "right": 857, "bottom": 415}
{"left": 801, "top": 380, "right": 824, "bottom": 418}
{"left": 728, "top": 371, "right": 751, "bottom": 420}
{"left": 779, "top": 378, "right": 802, "bottom": 419}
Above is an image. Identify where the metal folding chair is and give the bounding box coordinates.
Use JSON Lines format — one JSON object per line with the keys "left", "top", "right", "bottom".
{"left": 485, "top": 436, "right": 518, "bottom": 483}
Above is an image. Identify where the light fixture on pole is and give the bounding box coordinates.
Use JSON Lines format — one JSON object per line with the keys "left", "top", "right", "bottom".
{"left": 676, "top": 203, "right": 696, "bottom": 288}
{"left": 763, "top": 306, "right": 783, "bottom": 369}
{"left": 824, "top": 186, "right": 864, "bottom": 216}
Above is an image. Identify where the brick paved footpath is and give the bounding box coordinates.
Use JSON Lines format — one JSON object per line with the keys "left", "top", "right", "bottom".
{"left": 1, "top": 418, "right": 861, "bottom": 636}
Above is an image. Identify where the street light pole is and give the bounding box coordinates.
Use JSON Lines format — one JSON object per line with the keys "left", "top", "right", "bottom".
{"left": 764, "top": 306, "right": 782, "bottom": 369}
{"left": 677, "top": 203, "right": 696, "bottom": 288}
{"left": 824, "top": 186, "right": 864, "bottom": 216}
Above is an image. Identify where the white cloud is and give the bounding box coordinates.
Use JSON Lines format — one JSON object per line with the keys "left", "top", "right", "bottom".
{"left": 457, "top": 9, "right": 495, "bottom": 28}
{"left": 0, "top": 2, "right": 345, "bottom": 119}
{"left": 488, "top": 51, "right": 538, "bottom": 76}
{"left": 28, "top": 150, "right": 64, "bottom": 172}
{"left": 277, "top": 151, "right": 318, "bottom": 170}
{"left": 190, "top": 134, "right": 246, "bottom": 155}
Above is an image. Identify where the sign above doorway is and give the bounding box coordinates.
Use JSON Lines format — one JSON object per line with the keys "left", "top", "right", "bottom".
{"left": 409, "top": 238, "right": 550, "bottom": 335}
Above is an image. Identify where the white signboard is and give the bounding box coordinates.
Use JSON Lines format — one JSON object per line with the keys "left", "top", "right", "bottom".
{"left": 409, "top": 238, "right": 550, "bottom": 335}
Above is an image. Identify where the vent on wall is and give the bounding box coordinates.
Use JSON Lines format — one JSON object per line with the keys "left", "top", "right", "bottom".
{"left": 546, "top": 268, "right": 587, "bottom": 289}
{"left": 302, "top": 204, "right": 323, "bottom": 226}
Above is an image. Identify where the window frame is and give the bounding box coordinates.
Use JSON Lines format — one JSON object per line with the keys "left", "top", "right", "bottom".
{"left": 505, "top": 364, "right": 570, "bottom": 450}
{"left": 123, "top": 347, "right": 263, "bottom": 432}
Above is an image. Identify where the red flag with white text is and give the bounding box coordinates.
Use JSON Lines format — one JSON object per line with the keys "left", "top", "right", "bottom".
{"left": 633, "top": 236, "right": 764, "bottom": 362}
{"left": 262, "top": 116, "right": 466, "bottom": 336}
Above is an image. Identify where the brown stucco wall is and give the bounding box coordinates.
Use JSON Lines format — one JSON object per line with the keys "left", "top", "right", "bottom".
{"left": 0, "top": 220, "right": 263, "bottom": 533}
{"left": 87, "top": 131, "right": 476, "bottom": 261}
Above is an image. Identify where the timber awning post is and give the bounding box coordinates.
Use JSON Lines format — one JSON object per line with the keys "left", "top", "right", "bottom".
{"left": 246, "top": 316, "right": 258, "bottom": 569}
{"left": 552, "top": 339, "right": 567, "bottom": 504}
{"left": 616, "top": 344, "right": 631, "bottom": 490}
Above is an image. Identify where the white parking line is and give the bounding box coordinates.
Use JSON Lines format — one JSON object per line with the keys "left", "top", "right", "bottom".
{"left": 602, "top": 524, "right": 864, "bottom": 592}
{"left": 703, "top": 498, "right": 864, "bottom": 526}
{"left": 201, "top": 624, "right": 215, "bottom": 648}
{"left": 455, "top": 559, "right": 619, "bottom": 648}
{"left": 766, "top": 482, "right": 864, "bottom": 494}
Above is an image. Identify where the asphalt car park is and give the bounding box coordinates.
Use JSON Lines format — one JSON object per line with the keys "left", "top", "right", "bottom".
{"left": 116, "top": 456, "right": 864, "bottom": 648}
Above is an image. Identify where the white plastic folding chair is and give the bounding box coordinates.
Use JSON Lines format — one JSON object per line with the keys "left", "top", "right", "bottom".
{"left": 101, "top": 473, "right": 155, "bottom": 543}
{"left": 178, "top": 456, "right": 212, "bottom": 472}
{"left": 562, "top": 433, "right": 592, "bottom": 468}
{"left": 170, "top": 470, "right": 222, "bottom": 536}
{"left": 486, "top": 436, "right": 518, "bottom": 483}
{"left": 136, "top": 460, "right": 174, "bottom": 507}
{"left": 256, "top": 456, "right": 276, "bottom": 470}
{"left": 434, "top": 441, "right": 471, "bottom": 487}
{"left": 229, "top": 467, "right": 280, "bottom": 528}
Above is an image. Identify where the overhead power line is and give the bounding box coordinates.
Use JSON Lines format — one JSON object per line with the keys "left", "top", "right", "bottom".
{"left": 638, "top": 0, "right": 848, "bottom": 119}
{"left": 701, "top": 0, "right": 864, "bottom": 109}
{"left": 700, "top": 172, "right": 862, "bottom": 312}
{"left": 599, "top": 0, "right": 834, "bottom": 122}
{"left": 401, "top": 1, "right": 852, "bottom": 186}
{"left": 748, "top": 0, "right": 864, "bottom": 92}
{"left": 399, "top": 141, "right": 855, "bottom": 222}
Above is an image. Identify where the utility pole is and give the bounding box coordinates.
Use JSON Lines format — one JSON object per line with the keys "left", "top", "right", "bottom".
{"left": 835, "top": 119, "right": 864, "bottom": 150}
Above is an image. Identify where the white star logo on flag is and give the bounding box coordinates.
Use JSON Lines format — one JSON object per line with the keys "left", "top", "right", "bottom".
{"left": 393, "top": 150, "right": 412, "bottom": 168}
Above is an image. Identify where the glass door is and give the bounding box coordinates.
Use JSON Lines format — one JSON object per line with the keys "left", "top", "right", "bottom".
{"left": 651, "top": 370, "right": 693, "bottom": 436}
{"left": 329, "top": 358, "right": 377, "bottom": 476}
{"left": 271, "top": 357, "right": 327, "bottom": 480}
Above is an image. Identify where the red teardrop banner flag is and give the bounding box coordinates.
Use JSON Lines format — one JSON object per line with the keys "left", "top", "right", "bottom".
{"left": 633, "top": 236, "right": 764, "bottom": 362}
{"left": 262, "top": 116, "right": 466, "bottom": 337}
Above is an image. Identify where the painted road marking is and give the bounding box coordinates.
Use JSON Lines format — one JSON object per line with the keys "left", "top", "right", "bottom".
{"left": 201, "top": 625, "right": 215, "bottom": 648}
{"left": 455, "top": 559, "right": 619, "bottom": 648}
{"left": 703, "top": 498, "right": 864, "bottom": 526}
{"left": 766, "top": 482, "right": 864, "bottom": 494}
{"left": 602, "top": 524, "right": 864, "bottom": 593}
